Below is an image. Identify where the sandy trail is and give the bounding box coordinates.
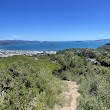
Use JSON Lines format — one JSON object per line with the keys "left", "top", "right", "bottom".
{"left": 54, "top": 81, "right": 80, "bottom": 110}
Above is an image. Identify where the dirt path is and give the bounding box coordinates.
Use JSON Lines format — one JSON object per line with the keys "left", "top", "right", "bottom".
{"left": 54, "top": 81, "right": 80, "bottom": 110}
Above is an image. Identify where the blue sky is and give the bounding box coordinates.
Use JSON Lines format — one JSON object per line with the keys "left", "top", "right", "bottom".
{"left": 0, "top": 0, "right": 110, "bottom": 41}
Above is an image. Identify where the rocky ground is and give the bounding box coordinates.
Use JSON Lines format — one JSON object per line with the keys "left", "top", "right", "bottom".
{"left": 54, "top": 81, "right": 80, "bottom": 110}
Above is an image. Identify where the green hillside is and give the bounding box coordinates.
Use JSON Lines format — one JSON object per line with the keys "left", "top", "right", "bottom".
{"left": 0, "top": 46, "right": 110, "bottom": 110}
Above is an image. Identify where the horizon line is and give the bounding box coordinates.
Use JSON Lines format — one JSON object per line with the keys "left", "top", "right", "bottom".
{"left": 0, "top": 38, "right": 110, "bottom": 42}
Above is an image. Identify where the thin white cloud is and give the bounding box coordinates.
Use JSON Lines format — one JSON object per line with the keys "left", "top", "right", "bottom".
{"left": 12, "top": 35, "right": 21, "bottom": 39}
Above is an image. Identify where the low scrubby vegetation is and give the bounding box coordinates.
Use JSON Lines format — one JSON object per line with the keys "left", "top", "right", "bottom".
{"left": 0, "top": 56, "right": 64, "bottom": 110}
{"left": 0, "top": 44, "right": 110, "bottom": 110}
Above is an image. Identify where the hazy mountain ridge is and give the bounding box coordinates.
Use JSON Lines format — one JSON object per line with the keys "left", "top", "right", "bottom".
{"left": 0, "top": 39, "right": 110, "bottom": 46}
{"left": 0, "top": 40, "right": 40, "bottom": 46}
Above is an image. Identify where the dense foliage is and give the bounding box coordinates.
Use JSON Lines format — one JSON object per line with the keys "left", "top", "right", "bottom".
{"left": 53, "top": 48, "right": 110, "bottom": 110}
{"left": 0, "top": 44, "right": 110, "bottom": 110}
{"left": 0, "top": 56, "right": 64, "bottom": 110}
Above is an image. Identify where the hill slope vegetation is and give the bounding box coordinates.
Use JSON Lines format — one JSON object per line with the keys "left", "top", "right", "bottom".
{"left": 0, "top": 45, "right": 110, "bottom": 110}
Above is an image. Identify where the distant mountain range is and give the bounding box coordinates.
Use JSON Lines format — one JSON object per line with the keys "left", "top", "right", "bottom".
{"left": 0, "top": 39, "right": 110, "bottom": 46}
{"left": 94, "top": 38, "right": 110, "bottom": 41}
{"left": 0, "top": 40, "right": 41, "bottom": 46}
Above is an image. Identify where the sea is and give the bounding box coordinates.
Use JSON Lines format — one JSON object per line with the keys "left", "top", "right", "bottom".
{"left": 0, "top": 41, "right": 109, "bottom": 51}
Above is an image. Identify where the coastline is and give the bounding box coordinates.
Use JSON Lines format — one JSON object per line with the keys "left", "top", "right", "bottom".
{"left": 0, "top": 50, "right": 57, "bottom": 57}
